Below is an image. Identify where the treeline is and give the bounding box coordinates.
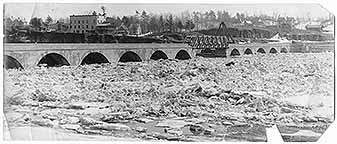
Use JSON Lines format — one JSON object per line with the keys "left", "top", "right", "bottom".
{"left": 190, "top": 11, "right": 298, "bottom": 30}
{"left": 104, "top": 10, "right": 298, "bottom": 34}
{"left": 105, "top": 11, "right": 195, "bottom": 34}
{"left": 5, "top": 9, "right": 331, "bottom": 43}
{"left": 4, "top": 9, "right": 300, "bottom": 34}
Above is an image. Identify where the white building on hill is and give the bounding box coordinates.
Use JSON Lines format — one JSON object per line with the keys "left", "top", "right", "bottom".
{"left": 69, "top": 12, "right": 105, "bottom": 33}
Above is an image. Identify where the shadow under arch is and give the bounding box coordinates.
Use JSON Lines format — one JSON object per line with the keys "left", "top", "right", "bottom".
{"left": 244, "top": 48, "right": 253, "bottom": 55}
{"left": 257, "top": 48, "right": 266, "bottom": 53}
{"left": 175, "top": 50, "right": 191, "bottom": 60}
{"left": 270, "top": 48, "right": 277, "bottom": 53}
{"left": 230, "top": 49, "right": 241, "bottom": 56}
{"left": 281, "top": 48, "right": 288, "bottom": 53}
{"left": 150, "top": 50, "right": 168, "bottom": 60}
{"left": 38, "top": 53, "right": 70, "bottom": 67}
{"left": 4, "top": 55, "right": 23, "bottom": 69}
{"left": 119, "top": 51, "right": 142, "bottom": 62}
{"left": 81, "top": 52, "right": 110, "bottom": 65}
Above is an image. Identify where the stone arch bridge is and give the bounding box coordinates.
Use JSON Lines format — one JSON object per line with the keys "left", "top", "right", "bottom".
{"left": 4, "top": 43, "right": 195, "bottom": 69}
{"left": 227, "top": 43, "right": 290, "bottom": 56}
{"left": 4, "top": 43, "right": 292, "bottom": 69}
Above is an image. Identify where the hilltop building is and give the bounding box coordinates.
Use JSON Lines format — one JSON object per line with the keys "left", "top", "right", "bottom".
{"left": 305, "top": 24, "right": 324, "bottom": 32}
{"left": 69, "top": 12, "right": 105, "bottom": 33}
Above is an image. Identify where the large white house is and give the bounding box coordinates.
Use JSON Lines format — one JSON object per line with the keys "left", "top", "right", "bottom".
{"left": 69, "top": 13, "right": 105, "bottom": 33}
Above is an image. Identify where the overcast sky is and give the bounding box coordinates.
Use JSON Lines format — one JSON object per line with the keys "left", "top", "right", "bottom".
{"left": 4, "top": 3, "right": 332, "bottom": 21}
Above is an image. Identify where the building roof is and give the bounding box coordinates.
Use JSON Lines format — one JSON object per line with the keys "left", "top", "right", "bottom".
{"left": 70, "top": 14, "right": 98, "bottom": 17}
{"left": 305, "top": 25, "right": 323, "bottom": 29}
{"left": 287, "top": 31, "right": 323, "bottom": 35}
{"left": 117, "top": 23, "right": 129, "bottom": 31}
{"left": 96, "top": 23, "right": 112, "bottom": 27}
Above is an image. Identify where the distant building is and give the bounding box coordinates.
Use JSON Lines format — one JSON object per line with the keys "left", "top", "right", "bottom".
{"left": 286, "top": 31, "right": 333, "bottom": 41}
{"left": 95, "top": 23, "right": 115, "bottom": 34}
{"left": 243, "top": 20, "right": 253, "bottom": 26}
{"left": 69, "top": 13, "right": 105, "bottom": 33}
{"left": 48, "top": 21, "right": 69, "bottom": 32}
{"left": 129, "top": 24, "right": 142, "bottom": 35}
{"left": 115, "top": 23, "right": 130, "bottom": 35}
{"left": 263, "top": 19, "right": 277, "bottom": 26}
{"left": 322, "top": 24, "right": 334, "bottom": 34}
{"left": 305, "top": 24, "right": 324, "bottom": 32}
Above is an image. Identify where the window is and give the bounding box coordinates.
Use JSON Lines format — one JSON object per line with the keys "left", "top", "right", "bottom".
{"left": 86, "top": 20, "right": 88, "bottom": 23}
{"left": 70, "top": 25, "right": 72, "bottom": 28}
{"left": 82, "top": 30, "right": 84, "bottom": 33}
{"left": 91, "top": 26, "right": 94, "bottom": 29}
{"left": 86, "top": 25, "right": 88, "bottom": 28}
{"left": 78, "top": 20, "right": 81, "bottom": 24}
{"left": 82, "top": 20, "right": 84, "bottom": 24}
{"left": 73, "top": 30, "right": 75, "bottom": 33}
{"left": 82, "top": 25, "right": 84, "bottom": 28}
{"left": 93, "top": 20, "right": 96, "bottom": 23}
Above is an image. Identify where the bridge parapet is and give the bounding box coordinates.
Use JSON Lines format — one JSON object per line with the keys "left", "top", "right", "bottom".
{"left": 4, "top": 43, "right": 191, "bottom": 51}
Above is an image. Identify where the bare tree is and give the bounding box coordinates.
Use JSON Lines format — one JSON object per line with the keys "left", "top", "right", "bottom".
{"left": 44, "top": 15, "right": 53, "bottom": 30}
{"left": 29, "top": 17, "right": 43, "bottom": 31}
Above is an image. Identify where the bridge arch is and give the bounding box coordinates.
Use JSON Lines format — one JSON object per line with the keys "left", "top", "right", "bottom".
{"left": 4, "top": 55, "right": 23, "bottom": 69}
{"left": 150, "top": 50, "right": 168, "bottom": 60}
{"left": 119, "top": 51, "right": 142, "bottom": 62}
{"left": 270, "top": 48, "right": 277, "bottom": 53}
{"left": 81, "top": 52, "right": 110, "bottom": 65}
{"left": 175, "top": 50, "right": 191, "bottom": 60}
{"left": 281, "top": 48, "right": 288, "bottom": 53}
{"left": 257, "top": 48, "right": 266, "bottom": 54}
{"left": 230, "top": 49, "right": 240, "bottom": 56}
{"left": 244, "top": 48, "right": 253, "bottom": 55}
{"left": 38, "top": 53, "right": 70, "bottom": 67}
